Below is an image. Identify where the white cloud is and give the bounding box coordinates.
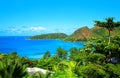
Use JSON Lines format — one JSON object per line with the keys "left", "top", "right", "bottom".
{"left": 9, "top": 26, "right": 47, "bottom": 34}
{"left": 28, "top": 26, "right": 46, "bottom": 31}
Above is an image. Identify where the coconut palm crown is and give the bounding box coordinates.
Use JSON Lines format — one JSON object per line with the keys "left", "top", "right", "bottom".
{"left": 94, "top": 17, "right": 120, "bottom": 43}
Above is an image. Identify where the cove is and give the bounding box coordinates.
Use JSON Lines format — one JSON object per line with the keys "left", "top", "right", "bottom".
{"left": 0, "top": 36, "right": 84, "bottom": 59}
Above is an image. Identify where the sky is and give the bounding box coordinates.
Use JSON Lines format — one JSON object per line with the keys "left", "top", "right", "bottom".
{"left": 0, "top": 0, "right": 120, "bottom": 36}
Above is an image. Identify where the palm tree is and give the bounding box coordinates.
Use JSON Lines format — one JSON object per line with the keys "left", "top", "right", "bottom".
{"left": 0, "top": 58, "right": 28, "bottom": 78}
{"left": 94, "top": 17, "right": 120, "bottom": 43}
{"left": 56, "top": 47, "right": 67, "bottom": 61}
{"left": 43, "top": 51, "right": 51, "bottom": 59}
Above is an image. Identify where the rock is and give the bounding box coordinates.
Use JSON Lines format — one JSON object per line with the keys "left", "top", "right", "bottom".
{"left": 27, "top": 67, "right": 49, "bottom": 75}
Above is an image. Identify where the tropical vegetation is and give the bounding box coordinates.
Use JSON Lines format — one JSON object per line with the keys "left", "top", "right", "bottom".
{"left": 0, "top": 17, "right": 120, "bottom": 78}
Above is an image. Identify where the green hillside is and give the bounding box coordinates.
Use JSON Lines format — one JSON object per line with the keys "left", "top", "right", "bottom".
{"left": 66, "top": 26, "right": 120, "bottom": 41}
{"left": 28, "top": 26, "right": 120, "bottom": 41}
{"left": 29, "top": 33, "right": 68, "bottom": 40}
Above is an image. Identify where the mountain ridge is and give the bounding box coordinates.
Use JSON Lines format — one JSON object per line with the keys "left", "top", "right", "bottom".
{"left": 29, "top": 26, "right": 120, "bottom": 41}
{"left": 68, "top": 26, "right": 120, "bottom": 41}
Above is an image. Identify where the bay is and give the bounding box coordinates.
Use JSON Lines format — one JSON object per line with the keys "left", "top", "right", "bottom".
{"left": 0, "top": 36, "right": 84, "bottom": 59}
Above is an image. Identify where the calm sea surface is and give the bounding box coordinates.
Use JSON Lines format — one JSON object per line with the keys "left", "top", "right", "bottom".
{"left": 0, "top": 36, "right": 84, "bottom": 59}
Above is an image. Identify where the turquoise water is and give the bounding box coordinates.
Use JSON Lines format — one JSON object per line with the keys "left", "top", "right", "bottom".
{"left": 0, "top": 36, "right": 84, "bottom": 59}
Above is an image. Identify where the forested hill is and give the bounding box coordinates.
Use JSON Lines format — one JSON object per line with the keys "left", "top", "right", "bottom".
{"left": 65, "top": 26, "right": 120, "bottom": 41}
{"left": 28, "top": 26, "right": 120, "bottom": 41}
{"left": 28, "top": 33, "right": 68, "bottom": 40}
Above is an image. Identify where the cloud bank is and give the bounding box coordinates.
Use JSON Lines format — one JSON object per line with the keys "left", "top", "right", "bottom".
{"left": 9, "top": 26, "right": 46, "bottom": 33}
{"left": 0, "top": 26, "right": 47, "bottom": 36}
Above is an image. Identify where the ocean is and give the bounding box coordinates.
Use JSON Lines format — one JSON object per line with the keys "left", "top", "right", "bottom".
{"left": 0, "top": 36, "right": 84, "bottom": 59}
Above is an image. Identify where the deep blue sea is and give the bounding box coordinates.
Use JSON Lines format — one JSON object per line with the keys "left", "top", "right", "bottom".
{"left": 0, "top": 36, "right": 84, "bottom": 59}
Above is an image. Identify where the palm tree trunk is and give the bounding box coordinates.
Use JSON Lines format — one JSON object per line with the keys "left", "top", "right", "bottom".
{"left": 108, "top": 30, "right": 111, "bottom": 44}
{"left": 108, "top": 30, "right": 111, "bottom": 61}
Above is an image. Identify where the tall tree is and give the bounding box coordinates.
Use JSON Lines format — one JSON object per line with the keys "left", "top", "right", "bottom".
{"left": 56, "top": 47, "right": 67, "bottom": 60}
{"left": 43, "top": 51, "right": 51, "bottom": 59}
{"left": 94, "top": 17, "right": 120, "bottom": 43}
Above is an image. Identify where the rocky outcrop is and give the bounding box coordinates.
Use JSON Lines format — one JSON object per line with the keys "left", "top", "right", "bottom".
{"left": 27, "top": 67, "right": 53, "bottom": 75}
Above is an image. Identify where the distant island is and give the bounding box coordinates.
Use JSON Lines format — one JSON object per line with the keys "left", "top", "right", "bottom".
{"left": 28, "top": 33, "right": 68, "bottom": 40}
{"left": 28, "top": 26, "right": 120, "bottom": 41}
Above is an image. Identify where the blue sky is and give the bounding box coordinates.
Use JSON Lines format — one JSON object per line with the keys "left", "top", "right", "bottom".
{"left": 0, "top": 0, "right": 120, "bottom": 36}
